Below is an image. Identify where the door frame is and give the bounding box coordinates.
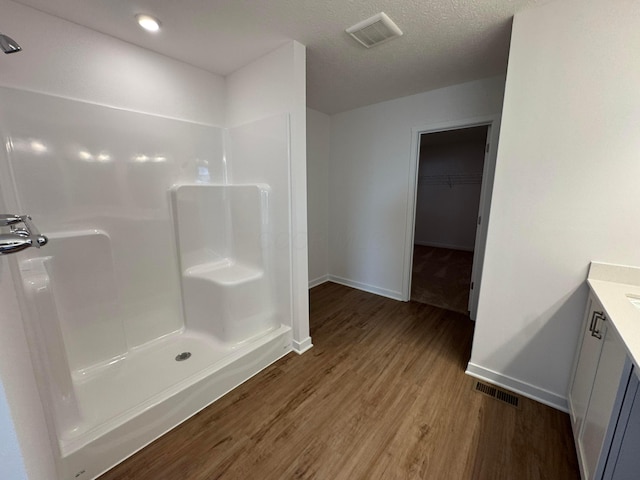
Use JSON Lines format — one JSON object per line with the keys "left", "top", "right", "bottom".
{"left": 401, "top": 114, "right": 501, "bottom": 320}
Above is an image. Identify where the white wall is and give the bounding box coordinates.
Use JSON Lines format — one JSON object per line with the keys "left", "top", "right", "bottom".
{"left": 226, "top": 41, "right": 311, "bottom": 353}
{"left": 0, "top": 2, "right": 225, "bottom": 125}
{"left": 415, "top": 139, "right": 485, "bottom": 251}
{"left": 226, "top": 42, "right": 302, "bottom": 127}
{"left": 306, "top": 108, "right": 330, "bottom": 286}
{"left": 469, "top": 0, "right": 640, "bottom": 410}
{"left": 0, "top": 1, "right": 227, "bottom": 478}
{"left": 328, "top": 77, "right": 505, "bottom": 299}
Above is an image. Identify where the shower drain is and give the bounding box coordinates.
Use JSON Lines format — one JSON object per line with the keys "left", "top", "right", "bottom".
{"left": 175, "top": 352, "right": 192, "bottom": 361}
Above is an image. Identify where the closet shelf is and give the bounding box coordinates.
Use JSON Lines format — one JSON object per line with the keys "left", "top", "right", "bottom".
{"left": 418, "top": 173, "right": 482, "bottom": 187}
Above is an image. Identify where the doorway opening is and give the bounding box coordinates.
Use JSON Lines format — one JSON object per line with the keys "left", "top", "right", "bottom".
{"left": 403, "top": 117, "right": 499, "bottom": 320}
{"left": 411, "top": 125, "right": 488, "bottom": 314}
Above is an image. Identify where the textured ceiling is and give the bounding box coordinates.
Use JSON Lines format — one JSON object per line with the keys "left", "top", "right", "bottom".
{"left": 11, "top": 0, "right": 542, "bottom": 114}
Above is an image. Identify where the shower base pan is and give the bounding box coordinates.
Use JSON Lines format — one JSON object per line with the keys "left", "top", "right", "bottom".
{"left": 60, "top": 325, "right": 292, "bottom": 480}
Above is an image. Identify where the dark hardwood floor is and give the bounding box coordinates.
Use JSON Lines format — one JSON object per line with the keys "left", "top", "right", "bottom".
{"left": 99, "top": 282, "right": 579, "bottom": 480}
{"left": 411, "top": 245, "right": 474, "bottom": 314}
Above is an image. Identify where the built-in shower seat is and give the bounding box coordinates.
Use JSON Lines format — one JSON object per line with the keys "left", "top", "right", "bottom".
{"left": 172, "top": 184, "right": 277, "bottom": 345}
{"left": 185, "top": 261, "right": 264, "bottom": 286}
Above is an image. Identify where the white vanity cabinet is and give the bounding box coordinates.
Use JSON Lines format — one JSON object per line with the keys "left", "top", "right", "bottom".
{"left": 569, "top": 293, "right": 630, "bottom": 480}
{"left": 603, "top": 368, "right": 640, "bottom": 480}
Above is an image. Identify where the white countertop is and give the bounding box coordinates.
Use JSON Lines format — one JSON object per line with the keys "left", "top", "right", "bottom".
{"left": 588, "top": 262, "right": 640, "bottom": 368}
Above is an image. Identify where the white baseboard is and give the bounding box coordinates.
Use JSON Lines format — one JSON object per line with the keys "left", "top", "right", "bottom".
{"left": 327, "top": 275, "right": 404, "bottom": 301}
{"left": 308, "top": 275, "right": 329, "bottom": 289}
{"left": 414, "top": 240, "right": 474, "bottom": 252}
{"left": 292, "top": 337, "right": 313, "bottom": 354}
{"left": 465, "top": 362, "right": 568, "bottom": 412}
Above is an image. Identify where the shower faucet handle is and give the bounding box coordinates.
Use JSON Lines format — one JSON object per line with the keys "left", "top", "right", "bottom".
{"left": 0, "top": 214, "right": 48, "bottom": 255}
{"left": 0, "top": 234, "right": 33, "bottom": 255}
{"left": 0, "top": 214, "right": 22, "bottom": 227}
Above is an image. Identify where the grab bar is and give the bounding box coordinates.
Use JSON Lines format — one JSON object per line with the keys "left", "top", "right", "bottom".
{"left": 0, "top": 214, "right": 48, "bottom": 255}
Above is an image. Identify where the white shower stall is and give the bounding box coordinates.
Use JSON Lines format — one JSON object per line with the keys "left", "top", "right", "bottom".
{"left": 0, "top": 4, "right": 311, "bottom": 478}
{"left": 0, "top": 28, "right": 309, "bottom": 478}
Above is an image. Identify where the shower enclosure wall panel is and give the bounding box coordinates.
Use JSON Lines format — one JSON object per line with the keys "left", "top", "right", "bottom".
{"left": 227, "top": 115, "right": 293, "bottom": 330}
{"left": 20, "top": 230, "right": 126, "bottom": 448}
{"left": 0, "top": 87, "right": 226, "bottom": 350}
{"left": 24, "top": 231, "right": 123, "bottom": 374}
{"left": 0, "top": 88, "right": 294, "bottom": 480}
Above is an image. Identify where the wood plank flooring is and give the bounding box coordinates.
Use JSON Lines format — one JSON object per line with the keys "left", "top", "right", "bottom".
{"left": 99, "top": 282, "right": 580, "bottom": 480}
{"left": 411, "top": 245, "right": 474, "bottom": 314}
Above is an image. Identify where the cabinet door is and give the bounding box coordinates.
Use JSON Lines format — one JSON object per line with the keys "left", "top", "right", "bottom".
{"left": 570, "top": 296, "right": 606, "bottom": 438}
{"left": 605, "top": 369, "right": 640, "bottom": 480}
{"left": 580, "top": 323, "right": 627, "bottom": 480}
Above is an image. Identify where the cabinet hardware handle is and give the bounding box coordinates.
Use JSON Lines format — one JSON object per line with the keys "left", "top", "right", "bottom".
{"left": 591, "top": 311, "right": 605, "bottom": 339}
{"left": 589, "top": 310, "right": 601, "bottom": 333}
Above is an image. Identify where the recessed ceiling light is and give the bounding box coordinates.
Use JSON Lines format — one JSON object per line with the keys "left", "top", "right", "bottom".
{"left": 136, "top": 14, "right": 161, "bottom": 33}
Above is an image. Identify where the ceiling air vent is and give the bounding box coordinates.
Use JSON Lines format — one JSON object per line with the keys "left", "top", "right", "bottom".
{"left": 346, "top": 12, "right": 403, "bottom": 49}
